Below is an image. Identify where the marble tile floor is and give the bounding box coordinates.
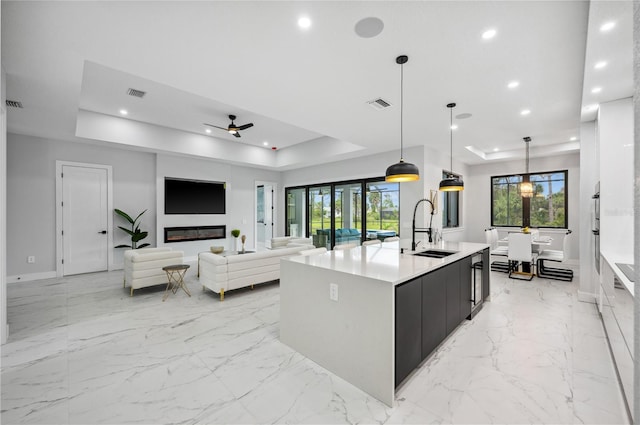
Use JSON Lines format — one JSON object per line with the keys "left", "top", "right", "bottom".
{"left": 1, "top": 268, "right": 630, "bottom": 424}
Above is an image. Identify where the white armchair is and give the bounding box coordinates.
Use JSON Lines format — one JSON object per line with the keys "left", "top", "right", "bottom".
{"left": 124, "top": 248, "right": 184, "bottom": 296}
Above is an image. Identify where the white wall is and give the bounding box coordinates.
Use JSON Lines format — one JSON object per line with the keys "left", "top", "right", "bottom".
{"left": 6, "top": 134, "right": 156, "bottom": 278}
{"left": 465, "top": 152, "right": 581, "bottom": 259}
{"left": 156, "top": 154, "right": 280, "bottom": 260}
{"left": 598, "top": 97, "right": 634, "bottom": 258}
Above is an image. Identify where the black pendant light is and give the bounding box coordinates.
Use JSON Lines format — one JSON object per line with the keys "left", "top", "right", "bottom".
{"left": 439, "top": 102, "right": 464, "bottom": 191}
{"left": 386, "top": 55, "right": 420, "bottom": 182}
{"left": 518, "top": 136, "right": 534, "bottom": 198}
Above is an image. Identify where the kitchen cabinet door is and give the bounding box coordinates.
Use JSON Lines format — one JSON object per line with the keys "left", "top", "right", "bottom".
{"left": 445, "top": 261, "right": 461, "bottom": 335}
{"left": 459, "top": 256, "right": 472, "bottom": 321}
{"left": 422, "top": 267, "right": 447, "bottom": 359}
{"left": 395, "top": 276, "right": 422, "bottom": 387}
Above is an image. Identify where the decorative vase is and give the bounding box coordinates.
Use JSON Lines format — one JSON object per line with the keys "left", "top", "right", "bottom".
{"left": 234, "top": 237, "right": 240, "bottom": 252}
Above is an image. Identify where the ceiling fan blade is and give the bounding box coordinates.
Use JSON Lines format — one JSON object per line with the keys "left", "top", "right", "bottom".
{"left": 233, "top": 132, "right": 241, "bottom": 138}
{"left": 203, "top": 123, "right": 228, "bottom": 131}
{"left": 237, "top": 123, "right": 254, "bottom": 131}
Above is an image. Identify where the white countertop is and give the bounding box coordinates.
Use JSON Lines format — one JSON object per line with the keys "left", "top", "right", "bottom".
{"left": 285, "top": 241, "right": 489, "bottom": 286}
{"left": 601, "top": 250, "right": 634, "bottom": 297}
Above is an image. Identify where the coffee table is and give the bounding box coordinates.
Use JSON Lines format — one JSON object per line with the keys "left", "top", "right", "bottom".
{"left": 162, "top": 264, "right": 191, "bottom": 301}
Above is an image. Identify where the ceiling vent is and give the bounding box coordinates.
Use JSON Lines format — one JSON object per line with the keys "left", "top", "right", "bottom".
{"left": 367, "top": 98, "right": 392, "bottom": 110}
{"left": 6, "top": 100, "right": 23, "bottom": 109}
{"left": 127, "top": 88, "right": 146, "bottom": 98}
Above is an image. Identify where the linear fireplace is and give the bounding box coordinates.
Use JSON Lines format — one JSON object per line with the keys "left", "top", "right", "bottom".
{"left": 164, "top": 225, "right": 226, "bottom": 243}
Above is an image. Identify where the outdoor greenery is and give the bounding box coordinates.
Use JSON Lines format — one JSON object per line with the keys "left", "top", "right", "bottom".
{"left": 492, "top": 172, "right": 567, "bottom": 228}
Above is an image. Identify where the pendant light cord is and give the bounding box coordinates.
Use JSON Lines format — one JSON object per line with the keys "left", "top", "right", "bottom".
{"left": 400, "top": 62, "right": 404, "bottom": 160}
{"left": 449, "top": 106, "right": 453, "bottom": 175}
{"left": 525, "top": 139, "right": 529, "bottom": 174}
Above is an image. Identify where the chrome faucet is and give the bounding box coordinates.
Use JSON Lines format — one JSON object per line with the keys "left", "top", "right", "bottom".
{"left": 412, "top": 198, "right": 435, "bottom": 251}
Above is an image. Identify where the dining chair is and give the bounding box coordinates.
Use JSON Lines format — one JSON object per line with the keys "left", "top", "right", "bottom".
{"left": 485, "top": 228, "right": 510, "bottom": 272}
{"left": 362, "top": 239, "right": 382, "bottom": 246}
{"left": 536, "top": 230, "right": 573, "bottom": 281}
{"left": 508, "top": 233, "right": 537, "bottom": 280}
{"left": 334, "top": 243, "right": 357, "bottom": 251}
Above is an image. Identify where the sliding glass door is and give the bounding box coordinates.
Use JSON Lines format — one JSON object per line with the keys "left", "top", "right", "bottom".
{"left": 334, "top": 182, "right": 363, "bottom": 247}
{"left": 309, "top": 185, "right": 332, "bottom": 248}
{"left": 286, "top": 187, "right": 306, "bottom": 238}
{"left": 285, "top": 178, "right": 399, "bottom": 249}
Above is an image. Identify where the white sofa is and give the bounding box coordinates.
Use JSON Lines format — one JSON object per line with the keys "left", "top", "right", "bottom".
{"left": 270, "top": 236, "right": 313, "bottom": 249}
{"left": 124, "top": 248, "right": 184, "bottom": 296}
{"left": 199, "top": 244, "right": 314, "bottom": 300}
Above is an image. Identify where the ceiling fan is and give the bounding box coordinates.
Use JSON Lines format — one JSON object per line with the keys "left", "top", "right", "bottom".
{"left": 204, "top": 114, "right": 254, "bottom": 138}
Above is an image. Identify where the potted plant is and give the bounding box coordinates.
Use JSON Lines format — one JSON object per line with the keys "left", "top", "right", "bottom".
{"left": 114, "top": 209, "right": 150, "bottom": 249}
{"left": 231, "top": 229, "right": 241, "bottom": 251}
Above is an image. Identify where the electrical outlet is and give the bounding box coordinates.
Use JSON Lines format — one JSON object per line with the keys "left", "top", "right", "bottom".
{"left": 27, "top": 256, "right": 35, "bottom": 264}
{"left": 329, "top": 283, "right": 338, "bottom": 301}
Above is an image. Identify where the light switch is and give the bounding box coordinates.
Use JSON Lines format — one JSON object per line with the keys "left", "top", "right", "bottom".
{"left": 329, "top": 283, "right": 338, "bottom": 301}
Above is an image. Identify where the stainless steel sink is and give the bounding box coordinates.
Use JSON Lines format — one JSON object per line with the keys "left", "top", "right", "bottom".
{"left": 413, "top": 249, "right": 458, "bottom": 258}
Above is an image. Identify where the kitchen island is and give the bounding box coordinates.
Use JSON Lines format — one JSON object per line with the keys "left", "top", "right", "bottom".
{"left": 279, "top": 241, "right": 490, "bottom": 407}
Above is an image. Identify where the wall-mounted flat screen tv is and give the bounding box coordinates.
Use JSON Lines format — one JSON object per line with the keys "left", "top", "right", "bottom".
{"left": 164, "top": 177, "right": 226, "bottom": 214}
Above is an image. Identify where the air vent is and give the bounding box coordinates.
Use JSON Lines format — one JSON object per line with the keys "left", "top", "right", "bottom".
{"left": 127, "top": 88, "right": 146, "bottom": 98}
{"left": 367, "top": 98, "right": 392, "bottom": 110}
{"left": 6, "top": 100, "right": 23, "bottom": 109}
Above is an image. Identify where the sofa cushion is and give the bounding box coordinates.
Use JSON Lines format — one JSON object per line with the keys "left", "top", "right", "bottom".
{"left": 348, "top": 228, "right": 360, "bottom": 236}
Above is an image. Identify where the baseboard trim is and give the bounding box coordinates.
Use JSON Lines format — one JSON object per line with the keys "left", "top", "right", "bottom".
{"left": 7, "top": 271, "right": 57, "bottom": 284}
{"left": 577, "top": 290, "right": 596, "bottom": 303}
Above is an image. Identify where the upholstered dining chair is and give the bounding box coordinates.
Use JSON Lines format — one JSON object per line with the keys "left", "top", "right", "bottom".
{"left": 485, "top": 228, "right": 510, "bottom": 272}
{"left": 536, "top": 230, "right": 573, "bottom": 281}
{"left": 508, "top": 232, "right": 537, "bottom": 280}
{"left": 362, "top": 239, "right": 382, "bottom": 246}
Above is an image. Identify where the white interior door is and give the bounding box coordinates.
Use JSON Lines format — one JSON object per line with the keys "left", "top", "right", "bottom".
{"left": 62, "top": 165, "right": 109, "bottom": 275}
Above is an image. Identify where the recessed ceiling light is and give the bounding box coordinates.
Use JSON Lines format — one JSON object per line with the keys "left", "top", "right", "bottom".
{"left": 263, "top": 141, "right": 269, "bottom": 146}
{"left": 298, "top": 16, "right": 312, "bottom": 29}
{"left": 493, "top": 148, "right": 499, "bottom": 152}
{"left": 600, "top": 21, "right": 616, "bottom": 32}
{"left": 594, "top": 61, "right": 607, "bottom": 69}
{"left": 591, "top": 87, "right": 602, "bottom": 93}
{"left": 520, "top": 109, "right": 531, "bottom": 116}
{"left": 482, "top": 28, "right": 497, "bottom": 40}
{"left": 451, "top": 124, "right": 458, "bottom": 130}
{"left": 119, "top": 109, "right": 128, "bottom": 115}
{"left": 584, "top": 104, "right": 599, "bottom": 112}
{"left": 205, "top": 128, "right": 212, "bottom": 134}
{"left": 507, "top": 81, "right": 520, "bottom": 89}
{"left": 570, "top": 136, "right": 577, "bottom": 141}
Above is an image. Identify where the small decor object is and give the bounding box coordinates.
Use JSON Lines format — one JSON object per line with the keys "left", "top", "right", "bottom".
{"left": 522, "top": 226, "right": 530, "bottom": 234}
{"left": 385, "top": 55, "right": 420, "bottom": 182}
{"left": 210, "top": 246, "right": 224, "bottom": 254}
{"left": 241, "top": 235, "right": 246, "bottom": 253}
{"left": 231, "top": 229, "right": 241, "bottom": 251}
{"left": 114, "top": 209, "right": 150, "bottom": 249}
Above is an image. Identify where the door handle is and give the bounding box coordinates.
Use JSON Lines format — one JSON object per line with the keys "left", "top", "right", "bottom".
{"left": 98, "top": 230, "right": 107, "bottom": 234}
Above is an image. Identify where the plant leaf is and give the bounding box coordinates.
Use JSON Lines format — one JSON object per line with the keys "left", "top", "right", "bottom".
{"left": 118, "top": 226, "right": 135, "bottom": 237}
{"left": 137, "top": 243, "right": 151, "bottom": 249}
{"left": 115, "top": 244, "right": 132, "bottom": 248}
{"left": 132, "top": 231, "right": 148, "bottom": 242}
{"left": 133, "top": 209, "right": 147, "bottom": 224}
{"left": 114, "top": 209, "right": 134, "bottom": 224}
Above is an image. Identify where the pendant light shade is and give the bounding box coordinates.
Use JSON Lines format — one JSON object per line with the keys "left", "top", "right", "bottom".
{"left": 518, "top": 137, "right": 534, "bottom": 198}
{"left": 439, "top": 102, "right": 464, "bottom": 191}
{"left": 386, "top": 55, "right": 419, "bottom": 182}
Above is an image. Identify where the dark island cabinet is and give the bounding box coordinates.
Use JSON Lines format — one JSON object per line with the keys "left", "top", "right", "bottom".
{"left": 395, "top": 276, "right": 423, "bottom": 387}
{"left": 481, "top": 248, "right": 490, "bottom": 301}
{"left": 421, "top": 267, "right": 447, "bottom": 359}
{"left": 459, "top": 256, "right": 472, "bottom": 322}
{"left": 395, "top": 251, "right": 488, "bottom": 388}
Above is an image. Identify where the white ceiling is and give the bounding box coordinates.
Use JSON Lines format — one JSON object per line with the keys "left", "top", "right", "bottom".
{"left": 2, "top": 1, "right": 633, "bottom": 169}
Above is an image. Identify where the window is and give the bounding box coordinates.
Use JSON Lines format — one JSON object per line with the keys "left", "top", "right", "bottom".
{"left": 442, "top": 172, "right": 461, "bottom": 228}
{"left": 491, "top": 170, "right": 568, "bottom": 228}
